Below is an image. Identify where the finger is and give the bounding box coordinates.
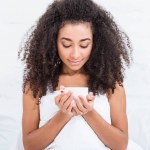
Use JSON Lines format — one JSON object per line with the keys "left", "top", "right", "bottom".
{"left": 63, "top": 96, "right": 74, "bottom": 110}
{"left": 73, "top": 106, "right": 83, "bottom": 115}
{"left": 60, "top": 85, "right": 65, "bottom": 93}
{"left": 67, "top": 101, "right": 73, "bottom": 112}
{"left": 59, "top": 92, "right": 73, "bottom": 112}
{"left": 78, "top": 95, "right": 90, "bottom": 109}
{"left": 66, "top": 101, "right": 74, "bottom": 116}
{"left": 72, "top": 104, "right": 80, "bottom": 114}
{"left": 72, "top": 98, "right": 84, "bottom": 115}
{"left": 72, "top": 108, "right": 77, "bottom": 116}
{"left": 55, "top": 93, "right": 65, "bottom": 105}
{"left": 87, "top": 92, "right": 95, "bottom": 101}
{"left": 60, "top": 91, "right": 72, "bottom": 106}
{"left": 77, "top": 96, "right": 89, "bottom": 114}
{"left": 75, "top": 96, "right": 87, "bottom": 113}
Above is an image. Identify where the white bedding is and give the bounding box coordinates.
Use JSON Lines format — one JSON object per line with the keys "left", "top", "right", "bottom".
{"left": 127, "top": 99, "right": 150, "bottom": 149}
{"left": 0, "top": 74, "right": 149, "bottom": 149}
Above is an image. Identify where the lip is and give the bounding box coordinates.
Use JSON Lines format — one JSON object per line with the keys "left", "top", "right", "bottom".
{"left": 68, "top": 60, "right": 82, "bottom": 65}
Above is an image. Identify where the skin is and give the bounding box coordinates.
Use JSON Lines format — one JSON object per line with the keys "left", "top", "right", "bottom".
{"left": 22, "top": 22, "right": 128, "bottom": 150}
{"left": 57, "top": 22, "right": 93, "bottom": 75}
{"left": 56, "top": 22, "right": 94, "bottom": 116}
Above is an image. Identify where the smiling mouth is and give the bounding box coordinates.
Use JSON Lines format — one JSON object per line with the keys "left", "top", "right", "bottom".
{"left": 68, "top": 60, "right": 82, "bottom": 65}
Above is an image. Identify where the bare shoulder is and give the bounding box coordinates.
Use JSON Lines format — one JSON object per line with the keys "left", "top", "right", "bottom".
{"left": 106, "top": 82, "right": 126, "bottom": 103}
{"left": 106, "top": 82, "right": 128, "bottom": 134}
{"left": 23, "top": 83, "right": 40, "bottom": 110}
{"left": 22, "top": 83, "right": 40, "bottom": 136}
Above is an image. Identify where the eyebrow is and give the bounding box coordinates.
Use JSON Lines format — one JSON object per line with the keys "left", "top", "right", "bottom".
{"left": 61, "top": 37, "right": 91, "bottom": 42}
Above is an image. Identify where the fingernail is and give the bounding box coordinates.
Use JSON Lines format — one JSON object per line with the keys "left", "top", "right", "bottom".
{"left": 60, "top": 85, "right": 65, "bottom": 92}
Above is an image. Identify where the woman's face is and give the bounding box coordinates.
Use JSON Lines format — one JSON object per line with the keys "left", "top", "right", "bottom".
{"left": 57, "top": 22, "right": 93, "bottom": 74}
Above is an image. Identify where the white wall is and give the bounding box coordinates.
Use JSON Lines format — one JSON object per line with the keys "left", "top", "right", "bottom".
{"left": 0, "top": 0, "right": 150, "bottom": 149}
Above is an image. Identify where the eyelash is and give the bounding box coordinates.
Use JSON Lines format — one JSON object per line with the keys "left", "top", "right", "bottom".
{"left": 63, "top": 45, "right": 88, "bottom": 49}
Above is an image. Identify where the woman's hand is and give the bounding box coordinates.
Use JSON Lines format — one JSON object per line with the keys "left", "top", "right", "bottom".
{"left": 55, "top": 91, "right": 75, "bottom": 117}
{"left": 72, "top": 92, "right": 95, "bottom": 116}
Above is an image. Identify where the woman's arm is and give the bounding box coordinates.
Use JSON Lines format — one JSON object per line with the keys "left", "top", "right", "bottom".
{"left": 22, "top": 86, "right": 72, "bottom": 150}
{"left": 81, "top": 83, "right": 128, "bottom": 150}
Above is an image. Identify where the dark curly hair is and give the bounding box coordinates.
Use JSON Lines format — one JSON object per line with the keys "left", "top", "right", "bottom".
{"left": 18, "top": 0, "right": 132, "bottom": 100}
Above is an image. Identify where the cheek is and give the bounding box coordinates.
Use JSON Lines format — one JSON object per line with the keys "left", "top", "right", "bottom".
{"left": 57, "top": 44, "right": 64, "bottom": 55}
{"left": 57, "top": 47, "right": 68, "bottom": 59}
{"left": 84, "top": 48, "right": 92, "bottom": 57}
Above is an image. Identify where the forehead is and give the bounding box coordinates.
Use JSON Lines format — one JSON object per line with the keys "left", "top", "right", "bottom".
{"left": 58, "top": 22, "right": 93, "bottom": 40}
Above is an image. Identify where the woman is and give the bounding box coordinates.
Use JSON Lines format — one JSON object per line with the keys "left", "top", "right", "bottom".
{"left": 18, "top": 0, "right": 143, "bottom": 149}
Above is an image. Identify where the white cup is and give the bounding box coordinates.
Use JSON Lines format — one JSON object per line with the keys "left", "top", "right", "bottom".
{"left": 64, "top": 87, "right": 88, "bottom": 96}
{"left": 56, "top": 87, "right": 88, "bottom": 97}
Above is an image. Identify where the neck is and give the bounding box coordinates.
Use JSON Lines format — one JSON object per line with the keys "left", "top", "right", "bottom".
{"left": 61, "top": 66, "right": 85, "bottom": 76}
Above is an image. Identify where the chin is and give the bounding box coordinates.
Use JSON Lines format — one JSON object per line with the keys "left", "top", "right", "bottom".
{"left": 67, "top": 65, "right": 83, "bottom": 72}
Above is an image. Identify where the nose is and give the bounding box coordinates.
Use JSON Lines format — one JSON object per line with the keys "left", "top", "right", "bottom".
{"left": 70, "top": 46, "right": 80, "bottom": 60}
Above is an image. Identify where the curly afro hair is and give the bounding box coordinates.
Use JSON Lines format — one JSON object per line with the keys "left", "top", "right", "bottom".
{"left": 18, "top": 0, "right": 132, "bottom": 99}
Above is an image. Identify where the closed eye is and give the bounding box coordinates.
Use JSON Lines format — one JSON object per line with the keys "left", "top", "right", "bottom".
{"left": 63, "top": 45, "right": 71, "bottom": 48}
{"left": 80, "top": 46, "right": 88, "bottom": 48}
{"left": 63, "top": 45, "right": 88, "bottom": 48}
